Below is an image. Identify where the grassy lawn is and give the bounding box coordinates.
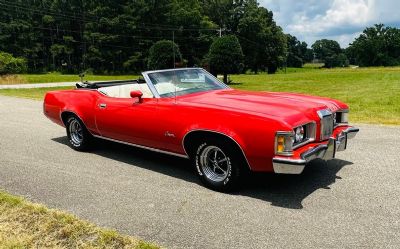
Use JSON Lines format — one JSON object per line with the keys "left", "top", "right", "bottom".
{"left": 0, "top": 190, "right": 158, "bottom": 249}
{"left": 0, "top": 73, "right": 138, "bottom": 85}
{"left": 0, "top": 67, "right": 399, "bottom": 125}
{"left": 230, "top": 67, "right": 400, "bottom": 125}
{"left": 0, "top": 86, "right": 73, "bottom": 100}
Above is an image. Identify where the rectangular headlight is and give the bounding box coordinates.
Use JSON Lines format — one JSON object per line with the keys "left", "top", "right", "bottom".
{"left": 275, "top": 132, "right": 294, "bottom": 156}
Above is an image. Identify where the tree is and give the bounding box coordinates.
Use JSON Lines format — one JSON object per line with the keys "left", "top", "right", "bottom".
{"left": 0, "top": 51, "right": 27, "bottom": 75}
{"left": 147, "top": 40, "right": 182, "bottom": 70}
{"left": 237, "top": 1, "right": 286, "bottom": 74}
{"left": 208, "top": 35, "right": 243, "bottom": 83}
{"left": 324, "top": 53, "right": 349, "bottom": 68}
{"left": 303, "top": 48, "right": 314, "bottom": 63}
{"left": 312, "top": 39, "right": 341, "bottom": 60}
{"left": 348, "top": 24, "right": 400, "bottom": 66}
{"left": 312, "top": 39, "right": 348, "bottom": 68}
{"left": 286, "top": 34, "right": 308, "bottom": 67}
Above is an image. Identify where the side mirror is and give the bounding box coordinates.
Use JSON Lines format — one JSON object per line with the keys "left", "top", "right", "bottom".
{"left": 130, "top": 90, "right": 143, "bottom": 103}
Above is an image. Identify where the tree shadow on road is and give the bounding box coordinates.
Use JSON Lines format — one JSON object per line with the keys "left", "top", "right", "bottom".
{"left": 52, "top": 136, "right": 353, "bottom": 209}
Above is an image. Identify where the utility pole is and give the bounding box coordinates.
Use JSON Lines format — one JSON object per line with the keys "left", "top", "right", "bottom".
{"left": 172, "top": 30, "right": 175, "bottom": 68}
{"left": 80, "top": 1, "right": 86, "bottom": 72}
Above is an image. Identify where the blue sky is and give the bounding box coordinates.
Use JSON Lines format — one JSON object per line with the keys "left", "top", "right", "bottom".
{"left": 258, "top": 0, "right": 400, "bottom": 48}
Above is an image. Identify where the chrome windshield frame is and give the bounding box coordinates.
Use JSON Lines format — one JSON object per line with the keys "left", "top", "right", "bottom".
{"left": 141, "top": 68, "right": 229, "bottom": 99}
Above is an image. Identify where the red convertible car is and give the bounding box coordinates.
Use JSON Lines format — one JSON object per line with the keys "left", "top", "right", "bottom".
{"left": 44, "top": 68, "right": 359, "bottom": 192}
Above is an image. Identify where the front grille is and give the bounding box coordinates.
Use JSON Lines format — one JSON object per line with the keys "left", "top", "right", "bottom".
{"left": 318, "top": 109, "right": 334, "bottom": 140}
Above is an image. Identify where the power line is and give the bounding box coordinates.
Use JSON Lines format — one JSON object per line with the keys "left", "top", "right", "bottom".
{"left": 236, "top": 34, "right": 266, "bottom": 49}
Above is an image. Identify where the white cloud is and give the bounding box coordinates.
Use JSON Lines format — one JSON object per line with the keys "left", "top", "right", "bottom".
{"left": 259, "top": 0, "right": 400, "bottom": 47}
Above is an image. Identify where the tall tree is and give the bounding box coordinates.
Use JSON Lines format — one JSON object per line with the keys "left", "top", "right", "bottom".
{"left": 348, "top": 24, "right": 400, "bottom": 66}
{"left": 312, "top": 39, "right": 348, "bottom": 68}
{"left": 237, "top": 0, "right": 286, "bottom": 74}
{"left": 147, "top": 40, "right": 182, "bottom": 69}
{"left": 208, "top": 35, "right": 243, "bottom": 83}
{"left": 286, "top": 34, "right": 308, "bottom": 68}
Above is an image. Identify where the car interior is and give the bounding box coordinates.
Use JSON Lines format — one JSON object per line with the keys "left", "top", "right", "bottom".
{"left": 76, "top": 79, "right": 155, "bottom": 98}
{"left": 98, "top": 83, "right": 154, "bottom": 98}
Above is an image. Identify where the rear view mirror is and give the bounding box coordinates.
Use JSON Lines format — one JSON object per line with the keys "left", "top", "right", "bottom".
{"left": 130, "top": 90, "right": 143, "bottom": 103}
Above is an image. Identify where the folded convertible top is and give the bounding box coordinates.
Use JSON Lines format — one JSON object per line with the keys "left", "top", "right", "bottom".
{"left": 76, "top": 79, "right": 146, "bottom": 89}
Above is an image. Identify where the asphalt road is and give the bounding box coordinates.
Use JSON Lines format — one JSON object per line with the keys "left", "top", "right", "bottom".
{"left": 0, "top": 95, "right": 399, "bottom": 249}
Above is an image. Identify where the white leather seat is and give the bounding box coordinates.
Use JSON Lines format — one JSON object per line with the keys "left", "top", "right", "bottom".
{"left": 98, "top": 84, "right": 154, "bottom": 98}
{"left": 154, "top": 82, "right": 184, "bottom": 95}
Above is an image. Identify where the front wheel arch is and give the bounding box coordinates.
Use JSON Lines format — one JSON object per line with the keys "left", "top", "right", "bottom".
{"left": 182, "top": 130, "right": 251, "bottom": 172}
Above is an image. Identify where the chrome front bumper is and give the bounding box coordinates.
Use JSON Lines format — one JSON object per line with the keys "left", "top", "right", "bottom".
{"left": 272, "top": 127, "right": 359, "bottom": 174}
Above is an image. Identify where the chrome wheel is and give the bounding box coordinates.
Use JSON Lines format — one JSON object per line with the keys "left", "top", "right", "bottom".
{"left": 199, "top": 145, "right": 231, "bottom": 182}
{"left": 69, "top": 119, "right": 83, "bottom": 145}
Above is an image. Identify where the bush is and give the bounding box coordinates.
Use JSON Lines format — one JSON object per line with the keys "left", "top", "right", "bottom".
{"left": 208, "top": 35, "right": 244, "bottom": 83}
{"left": 147, "top": 40, "right": 182, "bottom": 70}
{"left": 0, "top": 52, "right": 28, "bottom": 75}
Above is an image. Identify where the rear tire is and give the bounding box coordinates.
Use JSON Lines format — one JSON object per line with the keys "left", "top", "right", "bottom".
{"left": 66, "top": 115, "right": 93, "bottom": 151}
{"left": 193, "top": 138, "right": 243, "bottom": 192}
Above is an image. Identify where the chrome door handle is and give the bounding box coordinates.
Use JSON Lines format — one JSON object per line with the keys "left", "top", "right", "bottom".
{"left": 99, "top": 103, "right": 107, "bottom": 109}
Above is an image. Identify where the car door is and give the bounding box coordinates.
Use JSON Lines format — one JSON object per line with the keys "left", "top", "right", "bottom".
{"left": 94, "top": 94, "right": 163, "bottom": 148}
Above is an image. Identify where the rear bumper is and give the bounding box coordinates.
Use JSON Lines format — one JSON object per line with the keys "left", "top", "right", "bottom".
{"left": 272, "top": 126, "right": 359, "bottom": 174}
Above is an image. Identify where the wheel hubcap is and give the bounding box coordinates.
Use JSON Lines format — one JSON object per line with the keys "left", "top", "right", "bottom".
{"left": 199, "top": 146, "right": 230, "bottom": 182}
{"left": 69, "top": 119, "right": 83, "bottom": 145}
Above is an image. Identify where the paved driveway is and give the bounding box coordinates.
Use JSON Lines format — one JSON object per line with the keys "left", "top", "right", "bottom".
{"left": 0, "top": 95, "right": 399, "bottom": 249}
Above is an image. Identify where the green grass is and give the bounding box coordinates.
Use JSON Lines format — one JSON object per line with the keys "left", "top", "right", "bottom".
{"left": 0, "top": 190, "right": 159, "bottom": 249}
{"left": 0, "top": 86, "right": 73, "bottom": 100}
{"left": 0, "top": 67, "right": 399, "bottom": 125}
{"left": 230, "top": 67, "right": 400, "bottom": 125}
{"left": 0, "top": 72, "right": 139, "bottom": 84}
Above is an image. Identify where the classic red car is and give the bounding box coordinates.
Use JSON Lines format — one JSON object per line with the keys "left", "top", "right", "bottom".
{"left": 44, "top": 68, "right": 359, "bottom": 192}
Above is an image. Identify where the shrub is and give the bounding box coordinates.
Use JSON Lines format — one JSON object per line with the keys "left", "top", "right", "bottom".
{"left": 0, "top": 52, "right": 28, "bottom": 75}
{"left": 147, "top": 40, "right": 182, "bottom": 70}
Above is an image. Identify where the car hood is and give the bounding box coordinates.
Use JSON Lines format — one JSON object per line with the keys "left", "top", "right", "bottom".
{"left": 178, "top": 89, "right": 346, "bottom": 125}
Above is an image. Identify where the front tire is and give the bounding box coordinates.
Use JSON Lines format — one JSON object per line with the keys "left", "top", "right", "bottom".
{"left": 194, "top": 138, "right": 242, "bottom": 192}
{"left": 66, "top": 116, "right": 93, "bottom": 151}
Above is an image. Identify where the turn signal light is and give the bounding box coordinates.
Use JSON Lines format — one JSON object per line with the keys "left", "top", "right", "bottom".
{"left": 275, "top": 133, "right": 294, "bottom": 155}
{"left": 277, "top": 136, "right": 285, "bottom": 152}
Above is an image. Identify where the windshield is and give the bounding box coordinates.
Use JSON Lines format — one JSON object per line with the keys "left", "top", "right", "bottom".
{"left": 146, "top": 69, "right": 228, "bottom": 98}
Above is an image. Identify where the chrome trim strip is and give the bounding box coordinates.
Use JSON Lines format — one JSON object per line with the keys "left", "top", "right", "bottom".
{"left": 272, "top": 160, "right": 305, "bottom": 174}
{"left": 318, "top": 109, "right": 333, "bottom": 141}
{"left": 141, "top": 72, "right": 161, "bottom": 98}
{"left": 273, "top": 158, "right": 306, "bottom": 165}
{"left": 317, "top": 109, "right": 332, "bottom": 119}
{"left": 143, "top": 67, "right": 202, "bottom": 75}
{"left": 344, "top": 127, "right": 359, "bottom": 139}
{"left": 182, "top": 129, "right": 252, "bottom": 170}
{"left": 93, "top": 135, "right": 189, "bottom": 159}
{"left": 60, "top": 110, "right": 87, "bottom": 129}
